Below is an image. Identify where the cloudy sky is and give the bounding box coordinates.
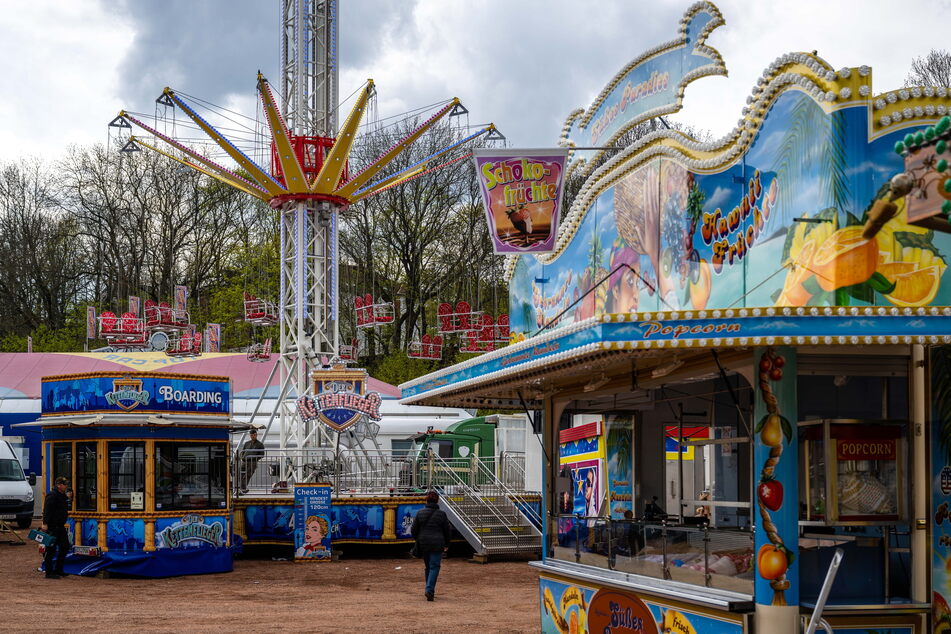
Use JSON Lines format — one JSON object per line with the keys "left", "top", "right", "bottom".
{"left": 1, "top": 0, "right": 949, "bottom": 163}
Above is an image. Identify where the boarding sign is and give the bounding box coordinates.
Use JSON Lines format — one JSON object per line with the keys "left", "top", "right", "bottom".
{"left": 41, "top": 372, "right": 230, "bottom": 417}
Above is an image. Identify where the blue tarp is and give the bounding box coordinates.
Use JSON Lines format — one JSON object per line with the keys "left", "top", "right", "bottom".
{"left": 61, "top": 546, "right": 234, "bottom": 578}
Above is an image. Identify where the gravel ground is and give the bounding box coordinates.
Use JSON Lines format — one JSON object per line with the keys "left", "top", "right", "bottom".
{"left": 1, "top": 523, "right": 540, "bottom": 633}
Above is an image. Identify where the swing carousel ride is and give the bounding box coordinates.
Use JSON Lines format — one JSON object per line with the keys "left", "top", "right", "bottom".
{"left": 106, "top": 14, "right": 503, "bottom": 472}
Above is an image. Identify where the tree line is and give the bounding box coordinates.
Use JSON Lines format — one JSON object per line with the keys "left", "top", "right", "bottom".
{"left": 0, "top": 119, "right": 505, "bottom": 386}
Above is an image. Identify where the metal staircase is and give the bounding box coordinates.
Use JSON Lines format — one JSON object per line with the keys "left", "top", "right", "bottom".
{"left": 426, "top": 453, "right": 543, "bottom": 560}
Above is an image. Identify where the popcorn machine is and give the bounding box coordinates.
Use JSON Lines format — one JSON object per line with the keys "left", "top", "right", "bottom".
{"left": 799, "top": 419, "right": 907, "bottom": 525}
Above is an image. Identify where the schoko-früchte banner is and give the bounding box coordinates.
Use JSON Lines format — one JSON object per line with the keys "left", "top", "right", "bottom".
{"left": 474, "top": 148, "right": 567, "bottom": 254}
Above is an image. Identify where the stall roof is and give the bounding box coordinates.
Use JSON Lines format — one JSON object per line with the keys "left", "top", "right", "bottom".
{"left": 0, "top": 352, "right": 401, "bottom": 399}
{"left": 400, "top": 308, "right": 951, "bottom": 408}
{"left": 13, "top": 412, "right": 252, "bottom": 430}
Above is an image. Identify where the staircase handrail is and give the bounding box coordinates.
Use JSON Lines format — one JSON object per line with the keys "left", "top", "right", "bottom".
{"left": 424, "top": 451, "right": 532, "bottom": 545}
{"left": 466, "top": 453, "right": 542, "bottom": 529}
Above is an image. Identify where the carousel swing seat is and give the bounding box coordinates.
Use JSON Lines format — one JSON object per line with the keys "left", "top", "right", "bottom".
{"left": 247, "top": 338, "right": 273, "bottom": 363}
{"left": 165, "top": 331, "right": 202, "bottom": 358}
{"left": 243, "top": 292, "right": 278, "bottom": 326}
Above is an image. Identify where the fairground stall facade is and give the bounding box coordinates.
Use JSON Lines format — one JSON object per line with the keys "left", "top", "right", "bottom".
{"left": 18, "top": 372, "right": 244, "bottom": 577}
{"left": 401, "top": 3, "right": 951, "bottom": 633}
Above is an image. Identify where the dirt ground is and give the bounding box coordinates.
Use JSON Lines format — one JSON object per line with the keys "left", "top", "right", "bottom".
{"left": 1, "top": 524, "right": 540, "bottom": 633}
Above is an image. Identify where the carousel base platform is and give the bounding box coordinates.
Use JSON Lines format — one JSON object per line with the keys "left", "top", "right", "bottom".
{"left": 59, "top": 546, "right": 235, "bottom": 578}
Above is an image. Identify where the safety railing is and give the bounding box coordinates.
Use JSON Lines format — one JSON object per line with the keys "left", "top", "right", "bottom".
{"left": 553, "top": 515, "right": 754, "bottom": 595}
{"left": 425, "top": 451, "right": 541, "bottom": 555}
{"left": 231, "top": 447, "right": 537, "bottom": 498}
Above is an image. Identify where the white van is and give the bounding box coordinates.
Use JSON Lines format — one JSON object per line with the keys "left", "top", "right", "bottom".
{"left": 0, "top": 439, "right": 35, "bottom": 528}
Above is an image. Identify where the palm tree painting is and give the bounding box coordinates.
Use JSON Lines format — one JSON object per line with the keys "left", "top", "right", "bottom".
{"left": 770, "top": 92, "right": 851, "bottom": 227}
{"left": 934, "top": 346, "right": 951, "bottom": 465}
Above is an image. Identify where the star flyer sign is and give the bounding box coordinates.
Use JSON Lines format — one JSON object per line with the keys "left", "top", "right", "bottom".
{"left": 474, "top": 148, "right": 567, "bottom": 254}
{"left": 296, "top": 366, "right": 382, "bottom": 433}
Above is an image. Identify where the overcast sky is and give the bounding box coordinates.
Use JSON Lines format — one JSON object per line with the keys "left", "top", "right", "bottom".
{"left": 1, "top": 0, "right": 950, "bottom": 163}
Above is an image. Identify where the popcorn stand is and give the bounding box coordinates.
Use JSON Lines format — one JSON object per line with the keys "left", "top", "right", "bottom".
{"left": 400, "top": 2, "right": 951, "bottom": 632}
{"left": 20, "top": 372, "right": 243, "bottom": 577}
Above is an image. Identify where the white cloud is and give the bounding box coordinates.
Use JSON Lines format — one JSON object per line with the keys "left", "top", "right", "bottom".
{"left": 3, "top": 0, "right": 951, "bottom": 165}
{"left": 0, "top": 1, "right": 133, "bottom": 161}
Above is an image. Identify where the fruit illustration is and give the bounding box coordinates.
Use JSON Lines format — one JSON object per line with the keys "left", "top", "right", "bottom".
{"left": 757, "top": 544, "right": 789, "bottom": 580}
{"left": 775, "top": 240, "right": 817, "bottom": 306}
{"left": 810, "top": 225, "right": 878, "bottom": 291}
{"left": 506, "top": 203, "right": 532, "bottom": 236}
{"left": 688, "top": 259, "right": 712, "bottom": 309}
{"left": 935, "top": 592, "right": 951, "bottom": 633}
{"left": 760, "top": 414, "right": 783, "bottom": 448}
{"left": 758, "top": 479, "right": 784, "bottom": 512}
{"left": 756, "top": 348, "right": 792, "bottom": 606}
{"left": 884, "top": 264, "right": 944, "bottom": 306}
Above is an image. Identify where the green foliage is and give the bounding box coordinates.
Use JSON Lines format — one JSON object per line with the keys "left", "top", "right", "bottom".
{"left": 0, "top": 323, "right": 82, "bottom": 352}
{"left": 365, "top": 350, "right": 440, "bottom": 387}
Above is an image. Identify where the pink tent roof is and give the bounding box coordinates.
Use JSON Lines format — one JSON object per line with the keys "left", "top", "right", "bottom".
{"left": 0, "top": 352, "right": 400, "bottom": 399}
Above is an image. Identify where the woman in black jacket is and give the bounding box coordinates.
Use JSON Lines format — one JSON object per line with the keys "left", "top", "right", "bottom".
{"left": 411, "top": 490, "right": 451, "bottom": 601}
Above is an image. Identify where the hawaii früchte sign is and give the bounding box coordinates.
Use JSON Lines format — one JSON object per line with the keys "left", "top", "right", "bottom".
{"left": 40, "top": 372, "right": 230, "bottom": 417}
{"left": 474, "top": 149, "right": 567, "bottom": 254}
{"left": 561, "top": 2, "right": 725, "bottom": 172}
{"left": 507, "top": 49, "right": 951, "bottom": 341}
{"left": 297, "top": 366, "right": 382, "bottom": 433}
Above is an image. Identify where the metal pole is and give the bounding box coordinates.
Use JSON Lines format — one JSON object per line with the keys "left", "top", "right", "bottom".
{"left": 678, "top": 403, "right": 684, "bottom": 521}
{"left": 662, "top": 520, "right": 670, "bottom": 580}
{"left": 805, "top": 548, "right": 845, "bottom": 634}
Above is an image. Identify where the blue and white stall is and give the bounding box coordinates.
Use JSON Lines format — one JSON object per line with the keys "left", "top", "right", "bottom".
{"left": 20, "top": 371, "right": 245, "bottom": 577}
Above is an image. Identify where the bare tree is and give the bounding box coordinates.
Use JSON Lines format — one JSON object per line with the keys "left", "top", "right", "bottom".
{"left": 906, "top": 49, "right": 951, "bottom": 87}
{"left": 341, "top": 118, "right": 501, "bottom": 356}
{"left": 0, "top": 159, "right": 85, "bottom": 332}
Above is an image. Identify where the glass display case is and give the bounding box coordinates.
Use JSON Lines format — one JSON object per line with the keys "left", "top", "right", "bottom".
{"left": 799, "top": 419, "right": 906, "bottom": 524}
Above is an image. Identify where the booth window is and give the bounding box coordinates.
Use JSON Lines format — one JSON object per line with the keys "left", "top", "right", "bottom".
{"left": 52, "top": 443, "right": 71, "bottom": 493}
{"left": 154, "top": 443, "right": 226, "bottom": 510}
{"left": 108, "top": 442, "right": 144, "bottom": 511}
{"left": 75, "top": 442, "right": 97, "bottom": 511}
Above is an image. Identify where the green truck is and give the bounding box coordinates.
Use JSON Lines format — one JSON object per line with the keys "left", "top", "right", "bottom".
{"left": 403, "top": 414, "right": 540, "bottom": 491}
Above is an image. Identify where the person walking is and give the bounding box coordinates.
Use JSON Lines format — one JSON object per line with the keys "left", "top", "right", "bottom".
{"left": 41, "top": 476, "right": 70, "bottom": 579}
{"left": 238, "top": 428, "right": 265, "bottom": 493}
{"left": 411, "top": 490, "right": 451, "bottom": 601}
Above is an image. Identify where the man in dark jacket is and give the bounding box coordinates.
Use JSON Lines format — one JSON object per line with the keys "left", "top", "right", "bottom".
{"left": 411, "top": 490, "right": 451, "bottom": 601}
{"left": 237, "top": 428, "right": 265, "bottom": 492}
{"left": 41, "top": 476, "right": 71, "bottom": 579}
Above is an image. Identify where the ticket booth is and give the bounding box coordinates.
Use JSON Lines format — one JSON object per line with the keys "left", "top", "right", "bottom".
{"left": 19, "top": 372, "right": 245, "bottom": 577}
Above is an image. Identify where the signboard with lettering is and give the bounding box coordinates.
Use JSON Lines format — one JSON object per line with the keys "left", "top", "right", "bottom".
{"left": 155, "top": 514, "right": 226, "bottom": 549}
{"left": 474, "top": 149, "right": 567, "bottom": 254}
{"left": 294, "top": 483, "right": 332, "bottom": 562}
{"left": 539, "top": 575, "right": 743, "bottom": 634}
{"left": 40, "top": 372, "right": 230, "bottom": 417}
{"left": 297, "top": 366, "right": 382, "bottom": 433}
{"left": 561, "top": 3, "right": 726, "bottom": 172}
